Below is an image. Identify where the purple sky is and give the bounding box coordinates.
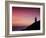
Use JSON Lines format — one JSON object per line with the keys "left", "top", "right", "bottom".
{"left": 12, "top": 7, "right": 40, "bottom": 26}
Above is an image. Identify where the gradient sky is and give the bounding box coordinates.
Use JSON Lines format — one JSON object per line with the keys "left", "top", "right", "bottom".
{"left": 12, "top": 7, "right": 40, "bottom": 26}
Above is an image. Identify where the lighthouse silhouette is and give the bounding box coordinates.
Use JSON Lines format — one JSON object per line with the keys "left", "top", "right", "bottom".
{"left": 35, "top": 17, "right": 37, "bottom": 22}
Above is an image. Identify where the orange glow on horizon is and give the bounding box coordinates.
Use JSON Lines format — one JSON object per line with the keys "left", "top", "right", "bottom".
{"left": 12, "top": 15, "right": 34, "bottom": 26}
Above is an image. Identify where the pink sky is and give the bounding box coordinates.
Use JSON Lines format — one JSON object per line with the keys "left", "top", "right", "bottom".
{"left": 12, "top": 7, "right": 40, "bottom": 26}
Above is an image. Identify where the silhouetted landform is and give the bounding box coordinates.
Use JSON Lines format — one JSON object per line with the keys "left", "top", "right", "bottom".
{"left": 23, "top": 20, "right": 40, "bottom": 30}
{"left": 12, "top": 20, "right": 40, "bottom": 31}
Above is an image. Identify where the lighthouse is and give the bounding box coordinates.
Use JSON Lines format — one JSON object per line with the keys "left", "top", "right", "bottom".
{"left": 35, "top": 17, "right": 37, "bottom": 22}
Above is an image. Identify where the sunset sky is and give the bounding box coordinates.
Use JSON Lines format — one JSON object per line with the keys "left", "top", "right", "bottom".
{"left": 12, "top": 7, "right": 40, "bottom": 26}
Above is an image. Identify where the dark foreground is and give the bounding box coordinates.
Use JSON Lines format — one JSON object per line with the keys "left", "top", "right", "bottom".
{"left": 12, "top": 20, "right": 40, "bottom": 31}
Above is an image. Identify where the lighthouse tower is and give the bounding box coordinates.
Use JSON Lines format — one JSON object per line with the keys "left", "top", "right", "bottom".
{"left": 35, "top": 17, "right": 37, "bottom": 22}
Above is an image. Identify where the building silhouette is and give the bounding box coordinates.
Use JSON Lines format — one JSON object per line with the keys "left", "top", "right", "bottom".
{"left": 35, "top": 17, "right": 37, "bottom": 22}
